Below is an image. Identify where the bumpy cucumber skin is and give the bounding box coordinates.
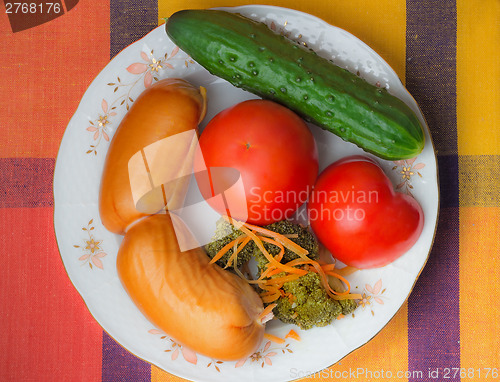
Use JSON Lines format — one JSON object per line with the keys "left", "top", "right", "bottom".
{"left": 166, "top": 10, "right": 425, "bottom": 160}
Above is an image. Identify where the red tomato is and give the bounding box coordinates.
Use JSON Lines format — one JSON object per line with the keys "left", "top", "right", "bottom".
{"left": 308, "top": 155, "right": 424, "bottom": 268}
{"left": 194, "top": 99, "right": 318, "bottom": 225}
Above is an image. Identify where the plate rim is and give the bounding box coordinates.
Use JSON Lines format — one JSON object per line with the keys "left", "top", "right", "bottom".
{"left": 53, "top": 4, "right": 440, "bottom": 381}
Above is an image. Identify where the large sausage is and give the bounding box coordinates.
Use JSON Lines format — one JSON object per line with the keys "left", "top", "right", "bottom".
{"left": 117, "top": 213, "right": 265, "bottom": 360}
{"left": 99, "top": 78, "right": 207, "bottom": 234}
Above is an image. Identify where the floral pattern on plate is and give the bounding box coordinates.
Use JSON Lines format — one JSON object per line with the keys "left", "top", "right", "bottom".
{"left": 85, "top": 47, "right": 193, "bottom": 155}
{"left": 73, "top": 219, "right": 107, "bottom": 270}
{"left": 358, "top": 279, "right": 387, "bottom": 316}
{"left": 149, "top": 328, "right": 298, "bottom": 371}
{"left": 392, "top": 157, "right": 426, "bottom": 196}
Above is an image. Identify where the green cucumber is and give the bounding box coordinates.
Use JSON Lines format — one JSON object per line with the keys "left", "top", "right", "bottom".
{"left": 166, "top": 9, "right": 425, "bottom": 160}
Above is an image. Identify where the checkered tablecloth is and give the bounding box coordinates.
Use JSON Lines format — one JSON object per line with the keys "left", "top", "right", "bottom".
{"left": 1, "top": 0, "right": 498, "bottom": 381}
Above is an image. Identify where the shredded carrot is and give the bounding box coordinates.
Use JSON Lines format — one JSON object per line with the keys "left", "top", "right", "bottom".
{"left": 259, "top": 286, "right": 282, "bottom": 303}
{"left": 226, "top": 238, "right": 239, "bottom": 268}
{"left": 208, "top": 235, "right": 245, "bottom": 265}
{"left": 264, "top": 332, "right": 285, "bottom": 344}
{"left": 266, "top": 267, "right": 285, "bottom": 277}
{"left": 245, "top": 265, "right": 280, "bottom": 286}
{"left": 280, "top": 257, "right": 360, "bottom": 300}
{"left": 237, "top": 224, "right": 307, "bottom": 276}
{"left": 225, "top": 235, "right": 252, "bottom": 268}
{"left": 258, "top": 235, "right": 285, "bottom": 262}
{"left": 261, "top": 292, "right": 282, "bottom": 303}
{"left": 263, "top": 273, "right": 302, "bottom": 285}
{"left": 320, "top": 263, "right": 337, "bottom": 272}
{"left": 232, "top": 257, "right": 247, "bottom": 281}
{"left": 332, "top": 292, "right": 363, "bottom": 300}
{"left": 335, "top": 266, "right": 359, "bottom": 277}
{"left": 309, "top": 260, "right": 341, "bottom": 299}
{"left": 336, "top": 314, "right": 345, "bottom": 320}
{"left": 285, "top": 329, "right": 301, "bottom": 341}
{"left": 259, "top": 290, "right": 279, "bottom": 298}
{"left": 246, "top": 271, "right": 277, "bottom": 285}
{"left": 258, "top": 303, "right": 277, "bottom": 324}
{"left": 223, "top": 216, "right": 308, "bottom": 257}
{"left": 310, "top": 262, "right": 362, "bottom": 300}
{"left": 259, "top": 284, "right": 281, "bottom": 293}
{"left": 283, "top": 258, "right": 310, "bottom": 267}
{"left": 323, "top": 270, "right": 351, "bottom": 293}
{"left": 281, "top": 258, "right": 343, "bottom": 298}
{"left": 246, "top": 278, "right": 270, "bottom": 286}
{"left": 257, "top": 265, "right": 277, "bottom": 280}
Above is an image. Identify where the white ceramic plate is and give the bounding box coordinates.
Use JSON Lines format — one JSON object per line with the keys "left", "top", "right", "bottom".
{"left": 54, "top": 5, "right": 438, "bottom": 382}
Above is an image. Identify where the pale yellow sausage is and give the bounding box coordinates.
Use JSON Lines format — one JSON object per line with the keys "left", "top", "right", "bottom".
{"left": 117, "top": 213, "right": 265, "bottom": 360}
{"left": 99, "top": 78, "right": 206, "bottom": 234}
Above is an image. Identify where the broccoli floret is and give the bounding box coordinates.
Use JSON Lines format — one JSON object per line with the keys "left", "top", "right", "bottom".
{"left": 205, "top": 218, "right": 358, "bottom": 329}
{"left": 254, "top": 220, "right": 319, "bottom": 271}
{"left": 205, "top": 219, "right": 318, "bottom": 270}
{"left": 339, "top": 297, "right": 358, "bottom": 315}
{"left": 204, "top": 218, "right": 254, "bottom": 268}
{"left": 272, "top": 272, "right": 345, "bottom": 330}
{"left": 327, "top": 274, "right": 358, "bottom": 315}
